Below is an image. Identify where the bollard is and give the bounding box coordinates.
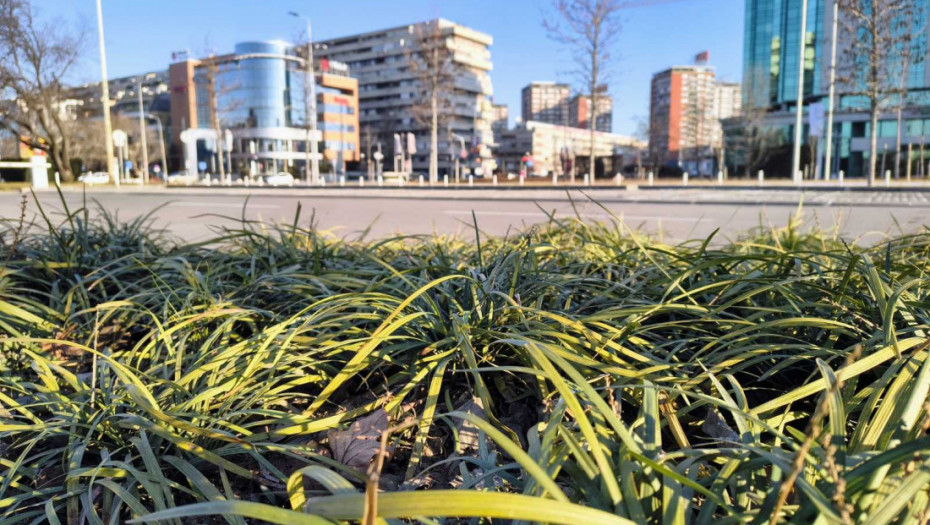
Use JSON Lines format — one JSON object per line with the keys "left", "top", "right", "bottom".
{"left": 583, "top": 173, "right": 590, "bottom": 186}
{"left": 318, "top": 178, "right": 324, "bottom": 187}
{"left": 492, "top": 174, "right": 498, "bottom": 185}
{"left": 884, "top": 170, "right": 891, "bottom": 186}
{"left": 419, "top": 175, "right": 424, "bottom": 187}
{"left": 339, "top": 175, "right": 345, "bottom": 187}
{"left": 359, "top": 177, "right": 365, "bottom": 187}
{"left": 717, "top": 170, "right": 724, "bottom": 185}
{"left": 519, "top": 175, "right": 524, "bottom": 186}
{"left": 443, "top": 174, "right": 449, "bottom": 186}
{"left": 615, "top": 173, "right": 622, "bottom": 186}
{"left": 647, "top": 171, "right": 654, "bottom": 186}
{"left": 378, "top": 176, "right": 383, "bottom": 187}
{"left": 245, "top": 177, "right": 250, "bottom": 187}
{"left": 683, "top": 171, "right": 689, "bottom": 185}
{"left": 839, "top": 170, "right": 845, "bottom": 185}
{"left": 758, "top": 170, "right": 764, "bottom": 186}
{"left": 54, "top": 172, "right": 61, "bottom": 186}
{"left": 553, "top": 172, "right": 558, "bottom": 185}
{"left": 468, "top": 175, "right": 474, "bottom": 186}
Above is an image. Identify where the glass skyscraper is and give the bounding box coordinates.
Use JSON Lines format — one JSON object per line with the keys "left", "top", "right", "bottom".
{"left": 743, "top": 0, "right": 823, "bottom": 109}
{"left": 739, "top": 0, "right": 930, "bottom": 179}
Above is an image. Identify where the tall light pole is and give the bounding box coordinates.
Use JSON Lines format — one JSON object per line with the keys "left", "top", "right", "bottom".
{"left": 145, "top": 113, "right": 168, "bottom": 181}
{"left": 289, "top": 11, "right": 320, "bottom": 184}
{"left": 136, "top": 76, "right": 149, "bottom": 184}
{"left": 823, "top": 0, "right": 839, "bottom": 180}
{"left": 791, "top": 0, "right": 810, "bottom": 184}
{"left": 95, "top": 0, "right": 117, "bottom": 187}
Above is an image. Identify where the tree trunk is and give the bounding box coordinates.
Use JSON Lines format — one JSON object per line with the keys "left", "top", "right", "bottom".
{"left": 37, "top": 107, "right": 73, "bottom": 182}
{"left": 589, "top": 73, "right": 598, "bottom": 182}
{"left": 869, "top": 101, "right": 879, "bottom": 186}
{"left": 430, "top": 89, "right": 438, "bottom": 183}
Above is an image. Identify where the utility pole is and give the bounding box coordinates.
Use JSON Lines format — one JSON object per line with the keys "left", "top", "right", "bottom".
{"left": 95, "top": 0, "right": 118, "bottom": 187}
{"left": 823, "top": 0, "right": 838, "bottom": 180}
{"left": 136, "top": 76, "right": 149, "bottom": 184}
{"left": 289, "top": 12, "right": 320, "bottom": 184}
{"left": 147, "top": 114, "right": 168, "bottom": 181}
{"left": 791, "top": 0, "right": 809, "bottom": 184}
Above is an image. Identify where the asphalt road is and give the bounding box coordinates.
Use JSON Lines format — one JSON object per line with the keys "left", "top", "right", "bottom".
{"left": 1, "top": 187, "right": 928, "bottom": 244}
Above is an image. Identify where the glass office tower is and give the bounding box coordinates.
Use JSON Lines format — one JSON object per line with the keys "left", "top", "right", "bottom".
{"left": 743, "top": 0, "right": 823, "bottom": 109}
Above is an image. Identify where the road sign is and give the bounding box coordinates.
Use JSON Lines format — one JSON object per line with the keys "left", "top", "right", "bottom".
{"left": 112, "top": 130, "right": 128, "bottom": 148}
{"left": 373, "top": 152, "right": 384, "bottom": 160}
{"left": 198, "top": 161, "right": 207, "bottom": 172}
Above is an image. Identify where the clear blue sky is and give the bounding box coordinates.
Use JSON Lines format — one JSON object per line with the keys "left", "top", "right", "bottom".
{"left": 45, "top": 0, "right": 744, "bottom": 135}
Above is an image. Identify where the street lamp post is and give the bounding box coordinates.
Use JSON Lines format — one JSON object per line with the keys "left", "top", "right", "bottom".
{"left": 289, "top": 11, "right": 320, "bottom": 185}
{"left": 823, "top": 0, "right": 839, "bottom": 180}
{"left": 95, "top": 0, "right": 118, "bottom": 187}
{"left": 791, "top": 0, "right": 809, "bottom": 184}
{"left": 136, "top": 76, "right": 149, "bottom": 184}
{"left": 144, "top": 113, "right": 168, "bottom": 181}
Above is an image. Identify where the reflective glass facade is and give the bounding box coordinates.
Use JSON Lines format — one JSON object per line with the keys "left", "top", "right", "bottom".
{"left": 195, "top": 41, "right": 299, "bottom": 130}
{"left": 744, "top": 0, "right": 822, "bottom": 108}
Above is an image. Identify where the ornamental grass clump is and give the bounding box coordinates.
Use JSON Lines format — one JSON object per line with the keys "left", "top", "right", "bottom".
{"left": 1, "top": 195, "right": 929, "bottom": 524}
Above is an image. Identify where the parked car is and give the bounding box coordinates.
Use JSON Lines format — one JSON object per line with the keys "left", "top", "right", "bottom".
{"left": 263, "top": 172, "right": 294, "bottom": 187}
{"left": 77, "top": 172, "right": 110, "bottom": 184}
{"left": 166, "top": 172, "right": 199, "bottom": 185}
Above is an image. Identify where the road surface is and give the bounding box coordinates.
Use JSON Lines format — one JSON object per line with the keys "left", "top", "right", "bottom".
{"left": 0, "top": 187, "right": 927, "bottom": 244}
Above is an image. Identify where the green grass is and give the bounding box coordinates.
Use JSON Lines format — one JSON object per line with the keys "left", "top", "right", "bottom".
{"left": 1, "top": 195, "right": 929, "bottom": 524}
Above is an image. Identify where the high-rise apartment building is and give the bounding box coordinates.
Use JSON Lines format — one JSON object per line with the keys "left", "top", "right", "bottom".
{"left": 569, "top": 89, "right": 613, "bottom": 132}
{"left": 521, "top": 82, "right": 570, "bottom": 126}
{"left": 715, "top": 82, "right": 742, "bottom": 121}
{"left": 315, "top": 19, "right": 496, "bottom": 175}
{"left": 650, "top": 65, "right": 740, "bottom": 175}
{"left": 490, "top": 104, "right": 509, "bottom": 133}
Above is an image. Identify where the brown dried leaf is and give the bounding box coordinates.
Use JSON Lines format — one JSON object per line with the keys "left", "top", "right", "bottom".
{"left": 327, "top": 408, "right": 389, "bottom": 470}
{"left": 455, "top": 397, "right": 486, "bottom": 455}
{"left": 702, "top": 408, "right": 739, "bottom": 443}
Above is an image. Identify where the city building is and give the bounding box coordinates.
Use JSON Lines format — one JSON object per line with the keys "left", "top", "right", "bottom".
{"left": 521, "top": 82, "right": 570, "bottom": 126}
{"left": 741, "top": 0, "right": 930, "bottom": 179}
{"left": 716, "top": 82, "right": 742, "bottom": 121}
{"left": 65, "top": 71, "right": 171, "bottom": 120}
{"left": 650, "top": 65, "right": 728, "bottom": 175}
{"left": 569, "top": 88, "right": 613, "bottom": 132}
{"left": 490, "top": 103, "right": 509, "bottom": 134}
{"left": 168, "top": 41, "right": 359, "bottom": 176}
{"left": 314, "top": 19, "right": 496, "bottom": 175}
{"left": 496, "top": 120, "right": 643, "bottom": 177}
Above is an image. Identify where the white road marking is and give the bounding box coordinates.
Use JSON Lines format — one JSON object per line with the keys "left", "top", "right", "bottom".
{"left": 444, "top": 210, "right": 703, "bottom": 222}
{"left": 167, "top": 201, "right": 280, "bottom": 209}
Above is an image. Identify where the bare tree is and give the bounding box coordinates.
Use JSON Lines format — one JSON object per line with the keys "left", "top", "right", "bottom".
{"left": 406, "top": 19, "right": 456, "bottom": 183}
{"left": 544, "top": 0, "right": 622, "bottom": 183}
{"left": 67, "top": 114, "right": 158, "bottom": 173}
{"left": 837, "top": 0, "right": 921, "bottom": 186}
{"left": 197, "top": 54, "right": 227, "bottom": 182}
{"left": 0, "top": 0, "right": 84, "bottom": 181}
